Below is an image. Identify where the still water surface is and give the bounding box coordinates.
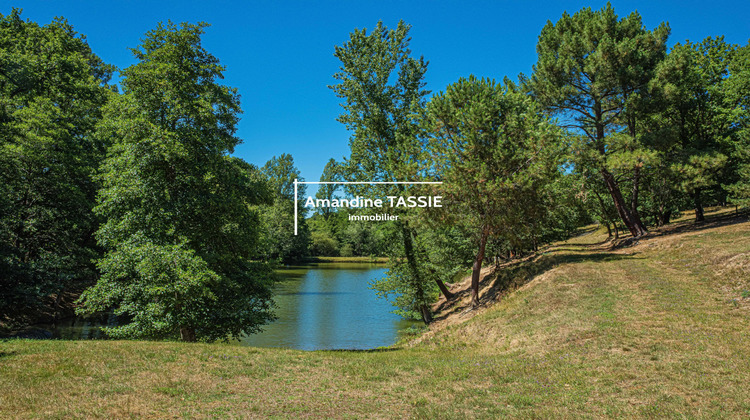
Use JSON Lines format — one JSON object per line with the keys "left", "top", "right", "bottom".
{"left": 242, "top": 262, "right": 415, "bottom": 350}
{"left": 49, "top": 263, "right": 414, "bottom": 350}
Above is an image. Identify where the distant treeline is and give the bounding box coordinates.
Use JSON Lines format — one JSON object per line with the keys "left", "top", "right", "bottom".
{"left": 1, "top": 3, "right": 748, "bottom": 337}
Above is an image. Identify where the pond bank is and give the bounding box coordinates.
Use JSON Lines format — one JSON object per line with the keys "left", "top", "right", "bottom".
{"left": 302, "top": 256, "right": 388, "bottom": 263}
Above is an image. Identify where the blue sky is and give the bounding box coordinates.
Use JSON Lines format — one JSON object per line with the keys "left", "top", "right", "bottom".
{"left": 6, "top": 1, "right": 749, "bottom": 194}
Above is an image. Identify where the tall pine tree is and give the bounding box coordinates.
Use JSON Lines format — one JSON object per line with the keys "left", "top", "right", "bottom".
{"left": 529, "top": 3, "right": 669, "bottom": 237}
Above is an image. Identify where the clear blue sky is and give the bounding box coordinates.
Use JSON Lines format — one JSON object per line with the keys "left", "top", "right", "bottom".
{"left": 6, "top": 1, "right": 749, "bottom": 194}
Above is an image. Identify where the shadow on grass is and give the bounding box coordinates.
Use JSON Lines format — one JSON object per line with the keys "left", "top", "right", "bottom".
{"left": 431, "top": 209, "right": 748, "bottom": 323}
{"left": 572, "top": 224, "right": 599, "bottom": 237}
{"left": 485, "top": 252, "right": 639, "bottom": 302}
{"left": 433, "top": 250, "right": 638, "bottom": 322}
{"left": 652, "top": 208, "right": 748, "bottom": 237}
{"left": 0, "top": 350, "right": 18, "bottom": 358}
{"left": 609, "top": 208, "right": 749, "bottom": 250}
{"left": 321, "top": 347, "right": 400, "bottom": 353}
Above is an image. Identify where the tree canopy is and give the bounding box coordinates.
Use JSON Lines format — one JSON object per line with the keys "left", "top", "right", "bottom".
{"left": 76, "top": 21, "right": 274, "bottom": 342}
{"left": 426, "top": 76, "right": 560, "bottom": 306}
{"left": 331, "top": 20, "right": 447, "bottom": 322}
{"left": 530, "top": 2, "right": 670, "bottom": 237}
{"left": 259, "top": 153, "right": 310, "bottom": 263}
{"left": 0, "top": 9, "right": 113, "bottom": 330}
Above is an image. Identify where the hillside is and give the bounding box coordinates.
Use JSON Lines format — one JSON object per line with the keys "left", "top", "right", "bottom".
{"left": 1, "top": 208, "right": 749, "bottom": 419}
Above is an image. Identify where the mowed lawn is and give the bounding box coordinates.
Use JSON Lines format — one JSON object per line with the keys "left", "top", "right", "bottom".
{"left": 2, "top": 208, "right": 749, "bottom": 419}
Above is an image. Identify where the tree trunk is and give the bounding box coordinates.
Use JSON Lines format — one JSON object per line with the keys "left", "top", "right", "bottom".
{"left": 600, "top": 168, "right": 647, "bottom": 237}
{"left": 593, "top": 100, "right": 646, "bottom": 238}
{"left": 593, "top": 188, "right": 616, "bottom": 239}
{"left": 693, "top": 188, "right": 705, "bottom": 222}
{"left": 658, "top": 210, "right": 671, "bottom": 227}
{"left": 435, "top": 278, "right": 454, "bottom": 300}
{"left": 52, "top": 293, "right": 61, "bottom": 330}
{"left": 471, "top": 228, "right": 489, "bottom": 308}
{"left": 411, "top": 226, "right": 453, "bottom": 301}
{"left": 630, "top": 166, "right": 646, "bottom": 230}
{"left": 399, "top": 223, "right": 430, "bottom": 323}
{"left": 420, "top": 305, "right": 432, "bottom": 323}
{"left": 180, "top": 327, "right": 196, "bottom": 342}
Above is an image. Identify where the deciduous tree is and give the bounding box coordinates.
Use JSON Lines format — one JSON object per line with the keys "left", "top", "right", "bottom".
{"left": 77, "top": 21, "right": 274, "bottom": 342}
{"left": 331, "top": 21, "right": 449, "bottom": 322}
{"left": 259, "top": 153, "right": 310, "bottom": 263}
{"left": 315, "top": 158, "right": 342, "bottom": 220}
{"left": 0, "top": 10, "right": 113, "bottom": 330}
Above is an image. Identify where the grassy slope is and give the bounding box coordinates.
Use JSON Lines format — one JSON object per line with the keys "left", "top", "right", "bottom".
{"left": 1, "top": 208, "right": 749, "bottom": 419}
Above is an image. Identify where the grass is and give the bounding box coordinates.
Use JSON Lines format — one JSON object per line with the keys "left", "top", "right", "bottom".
{"left": 2, "top": 207, "right": 749, "bottom": 418}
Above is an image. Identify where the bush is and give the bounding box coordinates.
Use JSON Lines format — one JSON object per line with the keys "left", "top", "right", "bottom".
{"left": 340, "top": 244, "right": 354, "bottom": 257}
{"left": 310, "top": 231, "right": 339, "bottom": 256}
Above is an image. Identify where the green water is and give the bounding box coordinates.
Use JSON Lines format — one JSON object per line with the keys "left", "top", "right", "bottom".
{"left": 241, "top": 262, "right": 416, "bottom": 350}
{"left": 46, "top": 263, "right": 415, "bottom": 350}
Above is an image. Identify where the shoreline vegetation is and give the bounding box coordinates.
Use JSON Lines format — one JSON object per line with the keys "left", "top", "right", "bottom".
{"left": 301, "top": 256, "right": 389, "bottom": 264}
{"left": 2, "top": 207, "right": 749, "bottom": 417}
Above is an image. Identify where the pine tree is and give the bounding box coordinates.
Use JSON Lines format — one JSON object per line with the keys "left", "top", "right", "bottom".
{"left": 529, "top": 3, "right": 669, "bottom": 236}
{"left": 724, "top": 42, "right": 750, "bottom": 206}
{"left": 426, "top": 76, "right": 558, "bottom": 307}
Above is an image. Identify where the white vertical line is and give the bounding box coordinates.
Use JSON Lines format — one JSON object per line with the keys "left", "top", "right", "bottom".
{"left": 294, "top": 178, "right": 298, "bottom": 236}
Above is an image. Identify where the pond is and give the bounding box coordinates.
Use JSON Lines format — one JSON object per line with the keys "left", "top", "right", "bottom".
{"left": 45, "top": 263, "right": 416, "bottom": 350}
{"left": 241, "top": 262, "right": 416, "bottom": 350}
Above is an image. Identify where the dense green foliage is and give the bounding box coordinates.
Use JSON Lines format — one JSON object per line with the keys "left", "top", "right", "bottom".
{"left": 1, "top": 4, "right": 748, "bottom": 334}
{"left": 259, "top": 153, "right": 311, "bottom": 263}
{"left": 529, "top": 3, "right": 670, "bottom": 237}
{"left": 646, "top": 37, "right": 737, "bottom": 221}
{"left": 75, "top": 22, "right": 274, "bottom": 342}
{"left": 0, "top": 9, "right": 113, "bottom": 331}
{"left": 724, "top": 42, "right": 750, "bottom": 205}
{"left": 331, "top": 20, "right": 447, "bottom": 322}
{"left": 425, "top": 76, "right": 561, "bottom": 305}
{"left": 307, "top": 160, "right": 393, "bottom": 258}
{"left": 315, "top": 158, "right": 341, "bottom": 219}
